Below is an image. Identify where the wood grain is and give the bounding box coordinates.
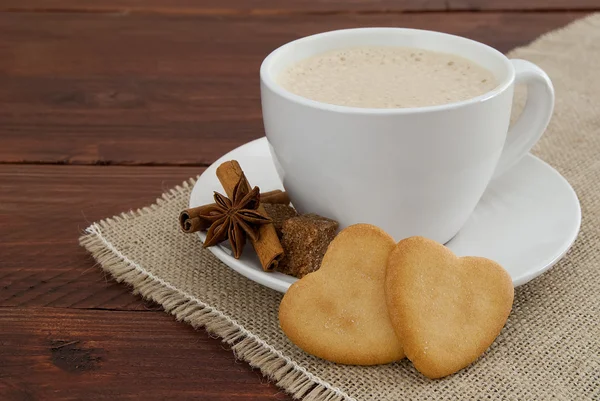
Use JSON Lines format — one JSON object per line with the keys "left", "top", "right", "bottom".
{"left": 0, "top": 165, "right": 204, "bottom": 309}
{"left": 0, "top": 307, "right": 289, "bottom": 400}
{"left": 1, "top": 0, "right": 597, "bottom": 14}
{"left": 0, "top": 12, "right": 585, "bottom": 166}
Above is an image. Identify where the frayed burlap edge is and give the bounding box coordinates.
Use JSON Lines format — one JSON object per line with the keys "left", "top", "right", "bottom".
{"left": 79, "top": 178, "right": 355, "bottom": 401}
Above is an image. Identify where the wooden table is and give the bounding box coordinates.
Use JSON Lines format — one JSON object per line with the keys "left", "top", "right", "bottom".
{"left": 0, "top": 1, "right": 594, "bottom": 399}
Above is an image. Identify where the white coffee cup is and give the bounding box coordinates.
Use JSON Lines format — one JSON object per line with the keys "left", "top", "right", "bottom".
{"left": 260, "top": 28, "right": 554, "bottom": 243}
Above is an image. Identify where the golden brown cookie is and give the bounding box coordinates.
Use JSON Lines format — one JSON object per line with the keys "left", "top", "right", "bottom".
{"left": 386, "top": 236, "right": 514, "bottom": 379}
{"left": 279, "top": 224, "right": 404, "bottom": 365}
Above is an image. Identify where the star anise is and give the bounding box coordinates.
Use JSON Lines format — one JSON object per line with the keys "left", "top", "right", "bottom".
{"left": 199, "top": 176, "right": 272, "bottom": 258}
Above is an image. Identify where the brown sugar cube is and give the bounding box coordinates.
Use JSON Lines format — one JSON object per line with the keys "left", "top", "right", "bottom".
{"left": 263, "top": 203, "right": 298, "bottom": 236}
{"left": 279, "top": 214, "right": 339, "bottom": 278}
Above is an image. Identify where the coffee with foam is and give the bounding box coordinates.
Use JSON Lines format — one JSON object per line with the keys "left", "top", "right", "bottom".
{"left": 277, "top": 46, "right": 497, "bottom": 108}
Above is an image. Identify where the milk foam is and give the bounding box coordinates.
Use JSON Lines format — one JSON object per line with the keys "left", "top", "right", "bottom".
{"left": 277, "top": 46, "right": 497, "bottom": 108}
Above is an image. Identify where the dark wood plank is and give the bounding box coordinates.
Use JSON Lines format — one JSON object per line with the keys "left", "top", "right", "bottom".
{"left": 0, "top": 12, "right": 585, "bottom": 165}
{"left": 445, "top": 0, "right": 599, "bottom": 10}
{"left": 0, "top": 307, "right": 290, "bottom": 400}
{"left": 1, "top": 0, "right": 597, "bottom": 13}
{"left": 0, "top": 165, "right": 204, "bottom": 310}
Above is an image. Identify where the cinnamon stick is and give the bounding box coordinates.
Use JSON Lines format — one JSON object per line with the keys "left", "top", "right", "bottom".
{"left": 179, "top": 189, "right": 289, "bottom": 234}
{"left": 260, "top": 189, "right": 291, "bottom": 205}
{"left": 179, "top": 205, "right": 213, "bottom": 234}
{"left": 216, "top": 160, "right": 284, "bottom": 271}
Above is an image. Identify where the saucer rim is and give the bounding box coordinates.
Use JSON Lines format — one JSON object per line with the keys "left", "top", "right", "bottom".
{"left": 191, "top": 137, "right": 581, "bottom": 292}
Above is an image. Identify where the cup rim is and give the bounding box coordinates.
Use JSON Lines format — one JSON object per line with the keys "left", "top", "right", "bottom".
{"left": 260, "top": 27, "right": 515, "bottom": 114}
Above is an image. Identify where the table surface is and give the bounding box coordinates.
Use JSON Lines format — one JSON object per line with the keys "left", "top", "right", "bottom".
{"left": 0, "top": 1, "right": 595, "bottom": 399}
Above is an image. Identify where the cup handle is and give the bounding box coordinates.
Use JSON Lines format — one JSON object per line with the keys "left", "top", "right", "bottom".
{"left": 492, "top": 59, "right": 555, "bottom": 178}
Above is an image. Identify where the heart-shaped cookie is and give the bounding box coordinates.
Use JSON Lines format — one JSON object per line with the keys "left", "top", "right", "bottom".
{"left": 279, "top": 224, "right": 404, "bottom": 365}
{"left": 386, "top": 236, "right": 514, "bottom": 379}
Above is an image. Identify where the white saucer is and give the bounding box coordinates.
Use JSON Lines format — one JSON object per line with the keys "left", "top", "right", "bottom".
{"left": 189, "top": 137, "right": 581, "bottom": 292}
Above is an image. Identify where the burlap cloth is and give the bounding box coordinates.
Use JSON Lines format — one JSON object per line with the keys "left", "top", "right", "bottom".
{"left": 80, "top": 14, "right": 600, "bottom": 401}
